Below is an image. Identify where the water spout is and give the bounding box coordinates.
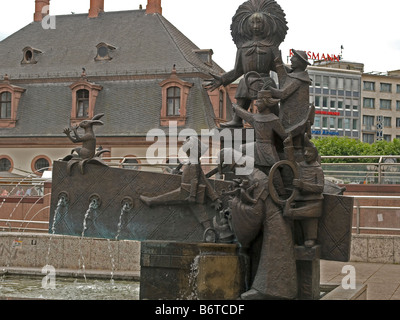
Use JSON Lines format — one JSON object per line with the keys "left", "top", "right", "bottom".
{"left": 50, "top": 192, "right": 69, "bottom": 234}
{"left": 115, "top": 197, "right": 134, "bottom": 241}
{"left": 79, "top": 195, "right": 101, "bottom": 282}
{"left": 45, "top": 192, "right": 70, "bottom": 266}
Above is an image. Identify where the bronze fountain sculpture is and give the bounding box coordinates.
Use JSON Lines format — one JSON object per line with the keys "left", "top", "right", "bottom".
{"left": 62, "top": 113, "right": 110, "bottom": 175}
{"left": 204, "top": 0, "right": 288, "bottom": 128}
{"left": 49, "top": 0, "right": 354, "bottom": 300}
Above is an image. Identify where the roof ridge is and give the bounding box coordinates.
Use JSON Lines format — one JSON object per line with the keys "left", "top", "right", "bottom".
{"left": 155, "top": 14, "right": 224, "bottom": 75}
{"left": 154, "top": 14, "right": 197, "bottom": 71}
{"left": 48, "top": 9, "right": 142, "bottom": 18}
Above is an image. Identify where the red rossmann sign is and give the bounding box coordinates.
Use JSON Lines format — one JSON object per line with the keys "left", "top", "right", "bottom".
{"left": 289, "top": 49, "right": 341, "bottom": 62}
{"left": 315, "top": 111, "right": 340, "bottom": 116}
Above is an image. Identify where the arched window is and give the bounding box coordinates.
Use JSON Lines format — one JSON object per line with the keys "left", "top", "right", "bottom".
{"left": 0, "top": 77, "right": 25, "bottom": 128}
{"left": 21, "top": 47, "right": 42, "bottom": 65}
{"left": 0, "top": 156, "right": 12, "bottom": 172}
{"left": 159, "top": 66, "right": 193, "bottom": 127}
{"left": 0, "top": 91, "right": 11, "bottom": 119}
{"left": 34, "top": 158, "right": 50, "bottom": 173}
{"left": 167, "top": 87, "right": 181, "bottom": 116}
{"left": 122, "top": 159, "right": 140, "bottom": 170}
{"left": 69, "top": 79, "right": 102, "bottom": 126}
{"left": 95, "top": 42, "right": 116, "bottom": 61}
{"left": 31, "top": 155, "right": 51, "bottom": 176}
{"left": 76, "top": 89, "right": 89, "bottom": 118}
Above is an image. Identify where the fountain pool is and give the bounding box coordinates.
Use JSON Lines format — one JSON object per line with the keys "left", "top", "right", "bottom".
{"left": 0, "top": 274, "right": 139, "bottom": 300}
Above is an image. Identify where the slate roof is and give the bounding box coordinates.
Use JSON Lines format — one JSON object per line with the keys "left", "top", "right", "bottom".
{"left": 0, "top": 10, "right": 224, "bottom": 79}
{"left": 0, "top": 10, "right": 230, "bottom": 137}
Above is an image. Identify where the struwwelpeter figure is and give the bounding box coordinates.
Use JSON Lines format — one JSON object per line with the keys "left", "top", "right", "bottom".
{"left": 204, "top": 0, "right": 288, "bottom": 128}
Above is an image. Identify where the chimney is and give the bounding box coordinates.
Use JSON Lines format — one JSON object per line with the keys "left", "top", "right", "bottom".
{"left": 34, "top": 0, "right": 50, "bottom": 22}
{"left": 146, "top": 0, "right": 162, "bottom": 15}
{"left": 88, "top": 0, "right": 104, "bottom": 18}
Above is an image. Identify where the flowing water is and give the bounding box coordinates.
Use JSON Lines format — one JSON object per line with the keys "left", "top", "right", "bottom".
{"left": 78, "top": 198, "right": 99, "bottom": 282}
{"left": 0, "top": 275, "right": 139, "bottom": 300}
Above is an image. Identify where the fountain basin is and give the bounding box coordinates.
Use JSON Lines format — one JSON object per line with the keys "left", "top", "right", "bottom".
{"left": 0, "top": 233, "right": 367, "bottom": 300}
{"left": 0, "top": 274, "right": 139, "bottom": 300}
{"left": 0, "top": 232, "right": 140, "bottom": 273}
{"left": 140, "top": 241, "right": 247, "bottom": 300}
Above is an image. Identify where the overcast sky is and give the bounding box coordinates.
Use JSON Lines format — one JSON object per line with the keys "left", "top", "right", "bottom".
{"left": 0, "top": 0, "right": 399, "bottom": 73}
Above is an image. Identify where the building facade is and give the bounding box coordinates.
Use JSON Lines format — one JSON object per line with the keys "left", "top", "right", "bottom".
{"left": 308, "top": 64, "right": 362, "bottom": 140}
{"left": 361, "top": 70, "right": 400, "bottom": 143}
{"left": 309, "top": 60, "right": 400, "bottom": 144}
{"left": 0, "top": 0, "right": 233, "bottom": 178}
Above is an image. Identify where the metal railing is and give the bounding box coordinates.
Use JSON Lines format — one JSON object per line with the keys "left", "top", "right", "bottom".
{"left": 0, "top": 219, "right": 49, "bottom": 233}
{"left": 321, "top": 155, "right": 400, "bottom": 185}
{"left": 2, "top": 157, "right": 400, "bottom": 235}
{"left": 0, "top": 178, "right": 50, "bottom": 233}
{"left": 2, "top": 195, "right": 400, "bottom": 235}
{"left": 353, "top": 195, "right": 400, "bottom": 234}
{"left": 102, "top": 155, "right": 400, "bottom": 184}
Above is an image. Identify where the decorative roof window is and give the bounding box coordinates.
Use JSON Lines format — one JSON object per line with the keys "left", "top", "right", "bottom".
{"left": 69, "top": 72, "right": 103, "bottom": 126}
{"left": 0, "top": 75, "right": 26, "bottom": 128}
{"left": 95, "top": 42, "right": 116, "bottom": 61}
{"left": 193, "top": 49, "right": 213, "bottom": 67}
{"left": 21, "top": 46, "right": 43, "bottom": 65}
{"left": 159, "top": 66, "right": 193, "bottom": 127}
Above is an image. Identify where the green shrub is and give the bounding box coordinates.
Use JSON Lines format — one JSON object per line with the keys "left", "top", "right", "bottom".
{"left": 311, "top": 137, "right": 400, "bottom": 163}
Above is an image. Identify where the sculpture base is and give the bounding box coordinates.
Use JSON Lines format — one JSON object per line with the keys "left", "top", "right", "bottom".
{"left": 139, "top": 241, "right": 247, "bottom": 300}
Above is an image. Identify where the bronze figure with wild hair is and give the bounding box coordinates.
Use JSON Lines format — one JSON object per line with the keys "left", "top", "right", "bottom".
{"left": 204, "top": 0, "right": 288, "bottom": 128}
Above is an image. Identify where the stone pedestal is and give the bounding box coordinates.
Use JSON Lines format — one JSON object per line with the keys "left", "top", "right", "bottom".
{"left": 139, "top": 241, "right": 246, "bottom": 300}
{"left": 295, "top": 245, "right": 321, "bottom": 300}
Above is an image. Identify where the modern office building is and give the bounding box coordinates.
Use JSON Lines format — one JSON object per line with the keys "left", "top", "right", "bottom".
{"left": 361, "top": 70, "right": 400, "bottom": 143}
{"left": 308, "top": 62, "right": 362, "bottom": 140}
{"left": 309, "top": 60, "right": 400, "bottom": 143}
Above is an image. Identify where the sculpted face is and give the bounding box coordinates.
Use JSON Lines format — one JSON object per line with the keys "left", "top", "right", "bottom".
{"left": 255, "top": 98, "right": 267, "bottom": 113}
{"left": 290, "top": 55, "right": 302, "bottom": 69}
{"left": 249, "top": 13, "right": 267, "bottom": 38}
{"left": 304, "top": 147, "right": 317, "bottom": 163}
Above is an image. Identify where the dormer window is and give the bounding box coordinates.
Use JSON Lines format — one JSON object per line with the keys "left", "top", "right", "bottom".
{"left": 69, "top": 77, "right": 102, "bottom": 126}
{"left": 95, "top": 42, "right": 116, "bottom": 61}
{"left": 0, "top": 92, "right": 11, "bottom": 119}
{"left": 167, "top": 87, "right": 181, "bottom": 116}
{"left": 76, "top": 89, "right": 90, "bottom": 118}
{"left": 21, "top": 47, "right": 42, "bottom": 64}
{"left": 0, "top": 75, "right": 25, "bottom": 128}
{"left": 193, "top": 49, "right": 213, "bottom": 67}
{"left": 159, "top": 66, "right": 193, "bottom": 127}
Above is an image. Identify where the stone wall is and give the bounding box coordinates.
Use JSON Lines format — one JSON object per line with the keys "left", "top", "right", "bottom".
{"left": 0, "top": 232, "right": 140, "bottom": 272}
{"left": 350, "top": 234, "right": 400, "bottom": 264}
{"left": 1, "top": 232, "right": 399, "bottom": 275}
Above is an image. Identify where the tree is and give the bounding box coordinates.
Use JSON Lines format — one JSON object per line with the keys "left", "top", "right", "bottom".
{"left": 311, "top": 137, "right": 400, "bottom": 163}
{"left": 311, "top": 137, "right": 373, "bottom": 163}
